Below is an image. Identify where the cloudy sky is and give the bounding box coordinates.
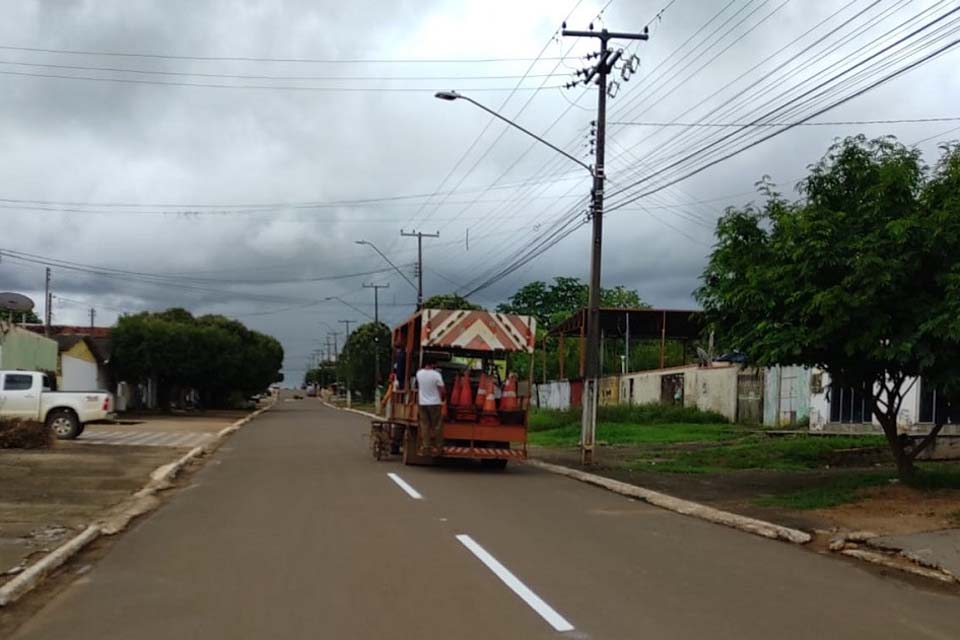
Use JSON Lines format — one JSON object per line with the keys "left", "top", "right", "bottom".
{"left": 1, "top": 0, "right": 958, "bottom": 382}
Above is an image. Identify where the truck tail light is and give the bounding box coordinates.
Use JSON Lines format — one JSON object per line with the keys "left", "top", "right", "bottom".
{"left": 102, "top": 396, "right": 111, "bottom": 411}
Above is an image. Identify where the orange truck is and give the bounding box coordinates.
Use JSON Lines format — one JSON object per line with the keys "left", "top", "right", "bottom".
{"left": 370, "top": 308, "right": 537, "bottom": 469}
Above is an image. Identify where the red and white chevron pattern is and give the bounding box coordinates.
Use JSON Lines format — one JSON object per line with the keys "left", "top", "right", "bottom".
{"left": 441, "top": 446, "right": 526, "bottom": 459}
{"left": 422, "top": 310, "right": 536, "bottom": 353}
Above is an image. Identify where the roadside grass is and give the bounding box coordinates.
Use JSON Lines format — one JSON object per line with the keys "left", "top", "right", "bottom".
{"left": 530, "top": 403, "right": 728, "bottom": 433}
{"left": 754, "top": 473, "right": 892, "bottom": 510}
{"left": 751, "top": 464, "right": 960, "bottom": 510}
{"left": 641, "top": 434, "right": 888, "bottom": 474}
{"left": 528, "top": 422, "right": 744, "bottom": 447}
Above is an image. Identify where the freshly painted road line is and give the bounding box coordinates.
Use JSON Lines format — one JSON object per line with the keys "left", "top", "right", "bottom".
{"left": 456, "top": 534, "right": 574, "bottom": 633}
{"left": 387, "top": 473, "right": 423, "bottom": 500}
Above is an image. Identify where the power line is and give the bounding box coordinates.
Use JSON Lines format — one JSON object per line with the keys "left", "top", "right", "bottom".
{"left": 609, "top": 116, "right": 960, "bottom": 127}
{"left": 605, "top": 4, "right": 960, "bottom": 210}
{"left": 0, "top": 69, "right": 562, "bottom": 91}
{"left": 0, "top": 59, "right": 567, "bottom": 82}
{"left": 0, "top": 44, "right": 567, "bottom": 64}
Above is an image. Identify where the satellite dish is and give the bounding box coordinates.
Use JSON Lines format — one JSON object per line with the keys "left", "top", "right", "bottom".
{"left": 0, "top": 292, "right": 35, "bottom": 313}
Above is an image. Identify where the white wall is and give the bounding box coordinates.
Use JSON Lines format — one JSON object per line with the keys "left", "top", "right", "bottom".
{"left": 619, "top": 364, "right": 739, "bottom": 421}
{"left": 684, "top": 366, "right": 739, "bottom": 420}
{"left": 536, "top": 381, "right": 571, "bottom": 411}
{"left": 809, "top": 370, "right": 944, "bottom": 434}
{"left": 61, "top": 354, "right": 99, "bottom": 391}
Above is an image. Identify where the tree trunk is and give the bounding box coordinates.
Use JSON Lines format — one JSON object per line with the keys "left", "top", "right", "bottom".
{"left": 876, "top": 410, "right": 915, "bottom": 483}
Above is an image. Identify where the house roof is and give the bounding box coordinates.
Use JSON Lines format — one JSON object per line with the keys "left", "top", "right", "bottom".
{"left": 53, "top": 334, "right": 109, "bottom": 364}
{"left": 24, "top": 325, "right": 112, "bottom": 339}
{"left": 547, "top": 307, "right": 705, "bottom": 341}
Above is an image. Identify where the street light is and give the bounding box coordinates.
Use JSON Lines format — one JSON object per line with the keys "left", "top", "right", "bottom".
{"left": 436, "top": 89, "right": 599, "bottom": 465}
{"left": 434, "top": 91, "right": 594, "bottom": 176}
{"left": 355, "top": 240, "right": 417, "bottom": 293}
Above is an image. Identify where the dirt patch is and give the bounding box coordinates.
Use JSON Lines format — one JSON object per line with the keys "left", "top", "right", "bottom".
{"left": 0, "top": 443, "right": 176, "bottom": 577}
{"left": 0, "top": 420, "right": 52, "bottom": 450}
{"left": 811, "top": 485, "right": 960, "bottom": 535}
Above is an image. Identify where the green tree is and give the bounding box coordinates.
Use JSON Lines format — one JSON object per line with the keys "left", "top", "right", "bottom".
{"left": 0, "top": 308, "right": 41, "bottom": 323}
{"left": 498, "top": 277, "right": 647, "bottom": 330}
{"left": 338, "top": 321, "right": 392, "bottom": 401}
{"left": 498, "top": 278, "right": 649, "bottom": 380}
{"left": 696, "top": 136, "right": 960, "bottom": 482}
{"left": 304, "top": 362, "right": 337, "bottom": 387}
{"left": 112, "top": 309, "right": 283, "bottom": 408}
{"left": 422, "top": 293, "right": 483, "bottom": 310}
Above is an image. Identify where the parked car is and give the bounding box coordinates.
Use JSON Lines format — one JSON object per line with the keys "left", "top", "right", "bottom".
{"left": 0, "top": 370, "right": 115, "bottom": 439}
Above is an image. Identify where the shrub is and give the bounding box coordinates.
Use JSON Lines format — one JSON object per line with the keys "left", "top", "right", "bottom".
{"left": 0, "top": 418, "right": 54, "bottom": 449}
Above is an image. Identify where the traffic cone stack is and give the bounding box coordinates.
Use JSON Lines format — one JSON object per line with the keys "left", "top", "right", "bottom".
{"left": 500, "top": 373, "right": 518, "bottom": 411}
{"left": 482, "top": 377, "right": 497, "bottom": 414}
{"left": 459, "top": 372, "right": 474, "bottom": 406}
{"left": 449, "top": 373, "right": 463, "bottom": 407}
{"left": 475, "top": 372, "right": 488, "bottom": 409}
{"left": 479, "top": 377, "right": 499, "bottom": 424}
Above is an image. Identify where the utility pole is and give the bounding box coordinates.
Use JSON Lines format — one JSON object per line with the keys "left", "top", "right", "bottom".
{"left": 400, "top": 229, "right": 439, "bottom": 309}
{"left": 89, "top": 307, "right": 96, "bottom": 330}
{"left": 363, "top": 282, "right": 390, "bottom": 411}
{"left": 339, "top": 320, "right": 354, "bottom": 408}
{"left": 563, "top": 24, "right": 649, "bottom": 465}
{"left": 43, "top": 267, "right": 52, "bottom": 336}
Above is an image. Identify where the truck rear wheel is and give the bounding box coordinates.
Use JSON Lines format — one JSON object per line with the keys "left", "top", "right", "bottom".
{"left": 47, "top": 409, "right": 81, "bottom": 440}
{"left": 481, "top": 458, "right": 508, "bottom": 470}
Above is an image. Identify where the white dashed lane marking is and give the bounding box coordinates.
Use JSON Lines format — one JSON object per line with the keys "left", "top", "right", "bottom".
{"left": 387, "top": 473, "right": 424, "bottom": 500}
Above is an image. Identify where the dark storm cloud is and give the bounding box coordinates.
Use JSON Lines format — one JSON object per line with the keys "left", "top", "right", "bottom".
{"left": 1, "top": 0, "right": 958, "bottom": 380}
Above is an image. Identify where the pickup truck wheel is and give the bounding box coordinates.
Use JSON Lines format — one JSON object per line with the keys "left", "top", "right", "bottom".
{"left": 47, "top": 410, "right": 81, "bottom": 440}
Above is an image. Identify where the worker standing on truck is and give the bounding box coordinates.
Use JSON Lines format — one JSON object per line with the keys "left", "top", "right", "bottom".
{"left": 415, "top": 358, "right": 446, "bottom": 454}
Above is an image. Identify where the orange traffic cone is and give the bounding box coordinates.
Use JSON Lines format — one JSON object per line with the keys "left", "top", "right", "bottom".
{"left": 449, "top": 373, "right": 462, "bottom": 407}
{"left": 475, "top": 372, "right": 488, "bottom": 408}
{"left": 500, "top": 374, "right": 518, "bottom": 411}
{"left": 459, "top": 372, "right": 474, "bottom": 406}
{"left": 482, "top": 377, "right": 498, "bottom": 414}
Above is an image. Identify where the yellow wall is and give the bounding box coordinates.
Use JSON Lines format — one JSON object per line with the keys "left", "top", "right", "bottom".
{"left": 64, "top": 340, "right": 97, "bottom": 364}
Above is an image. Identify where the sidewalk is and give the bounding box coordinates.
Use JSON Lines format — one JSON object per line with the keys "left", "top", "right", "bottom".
{"left": 0, "top": 410, "right": 250, "bottom": 579}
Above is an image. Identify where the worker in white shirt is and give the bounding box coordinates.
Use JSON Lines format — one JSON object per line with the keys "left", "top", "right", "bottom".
{"left": 415, "top": 358, "right": 446, "bottom": 454}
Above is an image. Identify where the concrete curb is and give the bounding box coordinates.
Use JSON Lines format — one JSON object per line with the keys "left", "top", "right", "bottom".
{"left": 321, "top": 401, "right": 380, "bottom": 420}
{"left": 840, "top": 548, "right": 958, "bottom": 584}
{"left": 0, "top": 398, "right": 276, "bottom": 608}
{"left": 0, "top": 526, "right": 101, "bottom": 607}
{"left": 527, "top": 459, "right": 812, "bottom": 545}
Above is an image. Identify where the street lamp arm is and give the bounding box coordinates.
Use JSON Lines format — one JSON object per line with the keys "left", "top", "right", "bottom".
{"left": 437, "top": 92, "right": 594, "bottom": 176}
{"left": 356, "top": 240, "right": 417, "bottom": 292}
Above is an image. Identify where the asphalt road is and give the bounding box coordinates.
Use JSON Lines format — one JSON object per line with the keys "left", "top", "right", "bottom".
{"left": 11, "top": 399, "right": 960, "bottom": 639}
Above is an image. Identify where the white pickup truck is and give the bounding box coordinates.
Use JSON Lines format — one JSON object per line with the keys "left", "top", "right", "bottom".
{"left": 0, "top": 370, "right": 115, "bottom": 439}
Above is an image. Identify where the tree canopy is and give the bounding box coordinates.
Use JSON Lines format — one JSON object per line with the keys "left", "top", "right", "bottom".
{"left": 112, "top": 308, "right": 284, "bottom": 408}
{"left": 337, "top": 321, "right": 392, "bottom": 400}
{"left": 0, "top": 308, "right": 41, "bottom": 324}
{"left": 696, "top": 136, "right": 960, "bottom": 481}
{"left": 497, "top": 276, "right": 646, "bottom": 330}
{"left": 422, "top": 293, "right": 483, "bottom": 310}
